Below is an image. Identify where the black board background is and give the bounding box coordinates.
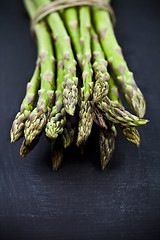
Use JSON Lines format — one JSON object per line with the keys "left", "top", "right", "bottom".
{"left": 0, "top": 0, "right": 160, "bottom": 239}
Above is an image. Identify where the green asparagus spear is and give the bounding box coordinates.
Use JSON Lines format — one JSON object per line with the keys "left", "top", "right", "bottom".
{"left": 121, "top": 126, "right": 140, "bottom": 147}
{"left": 45, "top": 71, "right": 66, "bottom": 139}
{"left": 20, "top": 133, "right": 42, "bottom": 158}
{"left": 99, "top": 123, "right": 117, "bottom": 170}
{"left": 45, "top": 33, "right": 66, "bottom": 140}
{"left": 63, "top": 7, "right": 83, "bottom": 66}
{"left": 91, "top": 26, "right": 110, "bottom": 102}
{"left": 108, "top": 75, "right": 140, "bottom": 146}
{"left": 10, "top": 62, "right": 40, "bottom": 142}
{"left": 92, "top": 6, "right": 146, "bottom": 118}
{"left": 77, "top": 6, "right": 94, "bottom": 146}
{"left": 23, "top": 0, "right": 55, "bottom": 145}
{"left": 98, "top": 96, "right": 148, "bottom": 127}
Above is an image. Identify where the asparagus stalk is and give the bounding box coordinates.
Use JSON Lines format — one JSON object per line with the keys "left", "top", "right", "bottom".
{"left": 20, "top": 134, "right": 42, "bottom": 158}
{"left": 63, "top": 7, "right": 83, "bottom": 66}
{"left": 45, "top": 66, "right": 66, "bottom": 139}
{"left": 16, "top": 0, "right": 146, "bottom": 169}
{"left": 10, "top": 62, "right": 40, "bottom": 142}
{"left": 108, "top": 75, "right": 140, "bottom": 146}
{"left": 98, "top": 95, "right": 148, "bottom": 127}
{"left": 34, "top": 0, "right": 78, "bottom": 116}
{"left": 24, "top": 0, "right": 55, "bottom": 145}
{"left": 91, "top": 26, "right": 110, "bottom": 102}
{"left": 77, "top": 6, "right": 94, "bottom": 146}
{"left": 99, "top": 123, "right": 117, "bottom": 170}
{"left": 45, "top": 33, "right": 66, "bottom": 140}
{"left": 121, "top": 126, "right": 140, "bottom": 147}
{"left": 92, "top": 6, "right": 146, "bottom": 118}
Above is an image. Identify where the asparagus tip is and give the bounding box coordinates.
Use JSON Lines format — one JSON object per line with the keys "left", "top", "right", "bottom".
{"left": 99, "top": 96, "right": 148, "bottom": 127}
{"left": 10, "top": 133, "right": 16, "bottom": 143}
{"left": 10, "top": 112, "right": 26, "bottom": 143}
{"left": 77, "top": 101, "right": 93, "bottom": 146}
{"left": 63, "top": 82, "right": 78, "bottom": 116}
{"left": 121, "top": 126, "right": 141, "bottom": 147}
{"left": 93, "top": 79, "right": 109, "bottom": 103}
{"left": 99, "top": 127, "right": 116, "bottom": 170}
{"left": 20, "top": 134, "right": 41, "bottom": 158}
{"left": 24, "top": 108, "right": 46, "bottom": 145}
{"left": 20, "top": 140, "right": 28, "bottom": 158}
{"left": 125, "top": 89, "right": 146, "bottom": 118}
{"left": 45, "top": 116, "right": 65, "bottom": 140}
{"left": 65, "top": 106, "right": 75, "bottom": 116}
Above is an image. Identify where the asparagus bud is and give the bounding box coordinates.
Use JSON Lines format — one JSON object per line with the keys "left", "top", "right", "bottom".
{"left": 98, "top": 96, "right": 148, "bottom": 127}
{"left": 108, "top": 75, "right": 140, "bottom": 146}
{"left": 99, "top": 124, "right": 117, "bottom": 170}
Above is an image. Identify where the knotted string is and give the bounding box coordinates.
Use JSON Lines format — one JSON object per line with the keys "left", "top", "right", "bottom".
{"left": 31, "top": 0, "right": 115, "bottom": 31}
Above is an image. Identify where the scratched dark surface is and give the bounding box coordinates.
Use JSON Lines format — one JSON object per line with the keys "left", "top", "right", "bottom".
{"left": 0, "top": 0, "right": 160, "bottom": 239}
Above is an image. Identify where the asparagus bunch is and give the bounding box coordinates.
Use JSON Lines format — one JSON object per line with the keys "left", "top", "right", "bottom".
{"left": 10, "top": 0, "right": 148, "bottom": 171}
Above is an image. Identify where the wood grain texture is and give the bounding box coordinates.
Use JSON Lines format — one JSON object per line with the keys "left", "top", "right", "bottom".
{"left": 0, "top": 0, "right": 160, "bottom": 239}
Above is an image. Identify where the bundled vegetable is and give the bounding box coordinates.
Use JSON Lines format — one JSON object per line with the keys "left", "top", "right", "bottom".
{"left": 10, "top": 0, "right": 148, "bottom": 171}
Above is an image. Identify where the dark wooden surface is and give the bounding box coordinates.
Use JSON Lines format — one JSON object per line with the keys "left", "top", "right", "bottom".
{"left": 0, "top": 0, "right": 160, "bottom": 239}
